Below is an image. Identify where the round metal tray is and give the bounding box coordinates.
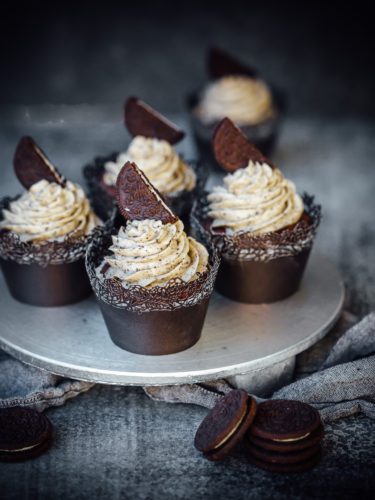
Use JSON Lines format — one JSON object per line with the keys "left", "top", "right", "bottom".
{"left": 0, "top": 253, "right": 344, "bottom": 386}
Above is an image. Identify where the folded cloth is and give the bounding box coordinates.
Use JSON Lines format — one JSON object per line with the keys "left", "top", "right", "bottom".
{"left": 0, "top": 351, "right": 94, "bottom": 412}
{"left": 1, "top": 312, "right": 374, "bottom": 421}
{"left": 144, "top": 313, "right": 375, "bottom": 422}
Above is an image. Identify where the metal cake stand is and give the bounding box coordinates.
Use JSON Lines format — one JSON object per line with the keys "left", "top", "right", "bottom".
{"left": 0, "top": 253, "right": 344, "bottom": 394}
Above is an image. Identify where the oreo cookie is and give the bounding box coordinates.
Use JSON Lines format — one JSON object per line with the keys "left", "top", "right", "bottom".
{"left": 247, "top": 423, "right": 324, "bottom": 453}
{"left": 212, "top": 118, "right": 273, "bottom": 172}
{"left": 248, "top": 451, "right": 321, "bottom": 474}
{"left": 208, "top": 46, "right": 258, "bottom": 80}
{"left": 250, "top": 400, "right": 322, "bottom": 442}
{"left": 116, "top": 161, "right": 178, "bottom": 224}
{"left": 13, "top": 136, "right": 65, "bottom": 189}
{"left": 245, "top": 400, "right": 323, "bottom": 473}
{"left": 194, "top": 389, "right": 257, "bottom": 461}
{"left": 246, "top": 442, "right": 321, "bottom": 465}
{"left": 125, "top": 97, "right": 185, "bottom": 144}
{"left": 0, "top": 406, "right": 53, "bottom": 462}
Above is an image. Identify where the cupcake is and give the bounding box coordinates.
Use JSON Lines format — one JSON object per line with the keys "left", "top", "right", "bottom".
{"left": 84, "top": 97, "right": 205, "bottom": 224}
{"left": 186, "top": 47, "right": 284, "bottom": 168}
{"left": 191, "top": 118, "right": 321, "bottom": 304}
{"left": 0, "top": 136, "right": 101, "bottom": 306}
{"left": 86, "top": 160, "right": 219, "bottom": 355}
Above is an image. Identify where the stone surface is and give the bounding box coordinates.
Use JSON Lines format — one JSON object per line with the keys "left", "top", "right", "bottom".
{"left": 0, "top": 110, "right": 374, "bottom": 498}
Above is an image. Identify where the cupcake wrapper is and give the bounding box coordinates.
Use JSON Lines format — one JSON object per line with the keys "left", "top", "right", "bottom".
{"left": 83, "top": 154, "right": 208, "bottom": 223}
{"left": 0, "top": 196, "right": 101, "bottom": 267}
{"left": 191, "top": 193, "right": 321, "bottom": 263}
{"left": 85, "top": 225, "right": 220, "bottom": 314}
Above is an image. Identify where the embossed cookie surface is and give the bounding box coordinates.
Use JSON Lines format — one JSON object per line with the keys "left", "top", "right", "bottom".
{"left": 250, "top": 400, "right": 322, "bottom": 441}
{"left": 212, "top": 118, "right": 272, "bottom": 172}
{"left": 116, "top": 161, "right": 177, "bottom": 224}
{"left": 194, "top": 389, "right": 257, "bottom": 461}
{"left": 13, "top": 136, "right": 65, "bottom": 189}
{"left": 0, "top": 406, "right": 53, "bottom": 462}
{"left": 125, "top": 97, "right": 185, "bottom": 144}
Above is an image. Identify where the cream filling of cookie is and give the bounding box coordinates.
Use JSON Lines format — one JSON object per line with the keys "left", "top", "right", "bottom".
{"left": 207, "top": 161, "right": 304, "bottom": 235}
{"left": 1, "top": 443, "right": 41, "bottom": 452}
{"left": 0, "top": 179, "right": 99, "bottom": 242}
{"left": 103, "top": 136, "right": 196, "bottom": 195}
{"left": 213, "top": 406, "right": 247, "bottom": 449}
{"left": 196, "top": 76, "right": 275, "bottom": 126}
{"left": 272, "top": 432, "right": 310, "bottom": 443}
{"left": 101, "top": 219, "right": 208, "bottom": 288}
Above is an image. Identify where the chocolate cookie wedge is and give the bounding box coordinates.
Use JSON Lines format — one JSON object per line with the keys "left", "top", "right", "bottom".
{"left": 13, "top": 136, "right": 65, "bottom": 189}
{"left": 0, "top": 407, "right": 53, "bottom": 462}
{"left": 116, "top": 161, "right": 178, "bottom": 224}
{"left": 212, "top": 118, "right": 273, "bottom": 172}
{"left": 208, "top": 46, "right": 258, "bottom": 79}
{"left": 194, "top": 390, "right": 257, "bottom": 461}
{"left": 125, "top": 97, "right": 185, "bottom": 144}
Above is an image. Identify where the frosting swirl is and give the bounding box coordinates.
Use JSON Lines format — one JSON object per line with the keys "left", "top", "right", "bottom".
{"left": 0, "top": 179, "right": 98, "bottom": 242}
{"left": 196, "top": 76, "right": 274, "bottom": 126}
{"left": 208, "top": 162, "right": 304, "bottom": 235}
{"left": 103, "top": 136, "right": 196, "bottom": 195}
{"left": 101, "top": 219, "right": 208, "bottom": 288}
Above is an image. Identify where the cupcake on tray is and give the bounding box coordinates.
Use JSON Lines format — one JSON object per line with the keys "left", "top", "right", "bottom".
{"left": 191, "top": 118, "right": 321, "bottom": 304}
{"left": 86, "top": 160, "right": 219, "bottom": 355}
{"left": 84, "top": 97, "right": 204, "bottom": 224}
{"left": 186, "top": 47, "right": 284, "bottom": 168}
{"left": 0, "top": 137, "right": 101, "bottom": 306}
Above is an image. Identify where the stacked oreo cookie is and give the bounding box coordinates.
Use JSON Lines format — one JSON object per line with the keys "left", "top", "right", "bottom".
{"left": 245, "top": 400, "right": 324, "bottom": 473}
{"left": 194, "top": 394, "right": 324, "bottom": 473}
{"left": 0, "top": 407, "right": 53, "bottom": 462}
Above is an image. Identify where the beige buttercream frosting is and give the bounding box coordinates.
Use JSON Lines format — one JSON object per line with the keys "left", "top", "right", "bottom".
{"left": 103, "top": 136, "right": 196, "bottom": 195}
{"left": 207, "top": 161, "right": 304, "bottom": 235}
{"left": 0, "top": 179, "right": 99, "bottom": 242}
{"left": 196, "top": 76, "right": 275, "bottom": 126}
{"left": 101, "top": 219, "right": 208, "bottom": 288}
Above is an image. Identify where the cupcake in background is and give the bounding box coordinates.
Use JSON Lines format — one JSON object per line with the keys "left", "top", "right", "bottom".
{"left": 186, "top": 47, "right": 284, "bottom": 168}
{"left": 191, "top": 118, "right": 321, "bottom": 304}
{"left": 0, "top": 137, "right": 101, "bottom": 306}
{"left": 84, "top": 97, "right": 205, "bottom": 224}
{"left": 86, "top": 160, "right": 219, "bottom": 355}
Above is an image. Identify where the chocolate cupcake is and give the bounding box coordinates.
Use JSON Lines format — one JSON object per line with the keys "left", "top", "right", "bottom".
{"left": 191, "top": 119, "right": 321, "bottom": 304}
{"left": 86, "top": 161, "right": 219, "bottom": 355}
{"left": 0, "top": 137, "right": 102, "bottom": 306}
{"left": 84, "top": 97, "right": 206, "bottom": 224}
{"left": 186, "top": 47, "right": 285, "bottom": 169}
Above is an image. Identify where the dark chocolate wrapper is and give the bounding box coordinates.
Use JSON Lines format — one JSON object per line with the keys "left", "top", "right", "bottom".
{"left": 83, "top": 156, "right": 208, "bottom": 229}
{"left": 98, "top": 297, "right": 209, "bottom": 355}
{"left": 191, "top": 193, "right": 321, "bottom": 304}
{"left": 185, "top": 86, "right": 285, "bottom": 170}
{"left": 215, "top": 249, "right": 311, "bottom": 304}
{"left": 0, "top": 257, "right": 91, "bottom": 306}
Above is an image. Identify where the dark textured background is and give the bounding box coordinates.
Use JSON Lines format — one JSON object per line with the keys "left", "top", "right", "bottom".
{"left": 1, "top": 1, "right": 374, "bottom": 117}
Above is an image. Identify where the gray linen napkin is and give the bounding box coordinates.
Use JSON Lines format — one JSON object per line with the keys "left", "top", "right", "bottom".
{"left": 144, "top": 312, "right": 375, "bottom": 422}
{"left": 0, "top": 312, "right": 374, "bottom": 422}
